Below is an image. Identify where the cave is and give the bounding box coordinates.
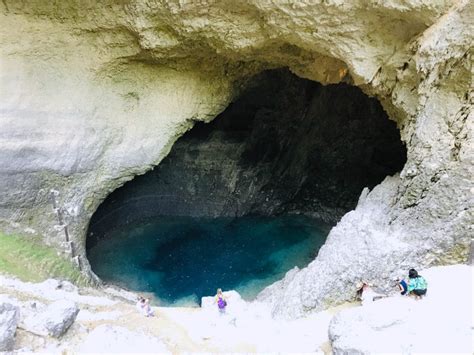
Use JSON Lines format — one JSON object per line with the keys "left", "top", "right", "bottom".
{"left": 86, "top": 69, "right": 407, "bottom": 305}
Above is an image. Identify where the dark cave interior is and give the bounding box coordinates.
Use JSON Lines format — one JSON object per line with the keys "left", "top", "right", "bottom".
{"left": 85, "top": 69, "right": 407, "bottom": 303}
{"left": 88, "top": 68, "right": 406, "bottom": 239}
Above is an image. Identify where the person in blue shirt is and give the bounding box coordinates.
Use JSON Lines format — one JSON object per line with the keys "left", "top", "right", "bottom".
{"left": 407, "top": 268, "right": 428, "bottom": 299}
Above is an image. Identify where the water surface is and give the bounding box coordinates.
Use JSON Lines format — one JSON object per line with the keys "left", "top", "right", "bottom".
{"left": 87, "top": 215, "right": 329, "bottom": 306}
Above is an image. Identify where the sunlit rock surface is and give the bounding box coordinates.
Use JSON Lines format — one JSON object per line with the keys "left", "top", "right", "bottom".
{"left": 328, "top": 265, "right": 473, "bottom": 354}
{"left": 0, "top": 264, "right": 471, "bottom": 353}
{"left": 0, "top": 0, "right": 472, "bottom": 317}
{"left": 79, "top": 325, "right": 169, "bottom": 353}
{"left": 21, "top": 300, "right": 79, "bottom": 338}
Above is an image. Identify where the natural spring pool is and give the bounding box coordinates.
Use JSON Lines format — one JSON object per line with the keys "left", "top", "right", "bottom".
{"left": 87, "top": 215, "right": 329, "bottom": 306}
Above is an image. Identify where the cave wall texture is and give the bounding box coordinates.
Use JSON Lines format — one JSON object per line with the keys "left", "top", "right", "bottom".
{"left": 0, "top": 0, "right": 472, "bottom": 318}
{"left": 88, "top": 69, "right": 406, "bottom": 239}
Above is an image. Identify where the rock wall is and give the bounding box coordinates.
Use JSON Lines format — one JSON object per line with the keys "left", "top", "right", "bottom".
{"left": 88, "top": 69, "right": 405, "bottom": 240}
{"left": 0, "top": 0, "right": 472, "bottom": 316}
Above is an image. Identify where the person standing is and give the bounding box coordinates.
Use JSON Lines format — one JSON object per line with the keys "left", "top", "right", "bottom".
{"left": 215, "top": 288, "right": 227, "bottom": 314}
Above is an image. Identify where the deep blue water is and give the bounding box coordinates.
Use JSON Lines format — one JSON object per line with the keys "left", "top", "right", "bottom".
{"left": 87, "top": 215, "right": 329, "bottom": 306}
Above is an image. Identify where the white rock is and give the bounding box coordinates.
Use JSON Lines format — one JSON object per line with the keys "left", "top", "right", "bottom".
{"left": 201, "top": 290, "right": 247, "bottom": 314}
{"left": 76, "top": 309, "right": 121, "bottom": 322}
{"left": 360, "top": 286, "right": 385, "bottom": 306}
{"left": 0, "top": 275, "right": 117, "bottom": 307}
{"left": 329, "top": 265, "right": 473, "bottom": 354}
{"left": 102, "top": 286, "right": 141, "bottom": 303}
{"left": 0, "top": 303, "right": 20, "bottom": 351}
{"left": 79, "top": 325, "right": 168, "bottom": 353}
{"left": 40, "top": 279, "right": 78, "bottom": 293}
{"left": 22, "top": 300, "right": 79, "bottom": 338}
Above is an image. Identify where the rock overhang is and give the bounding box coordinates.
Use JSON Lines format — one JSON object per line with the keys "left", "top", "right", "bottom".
{"left": 0, "top": 0, "right": 472, "bottom": 317}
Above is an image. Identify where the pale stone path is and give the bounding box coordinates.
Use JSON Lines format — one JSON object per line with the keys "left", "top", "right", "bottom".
{"left": 0, "top": 277, "right": 205, "bottom": 353}
{"left": 1, "top": 264, "right": 472, "bottom": 353}
{"left": 0, "top": 274, "right": 341, "bottom": 353}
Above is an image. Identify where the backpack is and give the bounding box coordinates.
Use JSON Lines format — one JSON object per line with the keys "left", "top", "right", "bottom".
{"left": 217, "top": 297, "right": 227, "bottom": 309}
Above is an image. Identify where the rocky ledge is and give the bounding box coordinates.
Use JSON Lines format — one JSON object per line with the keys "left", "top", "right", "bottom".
{"left": 0, "top": 264, "right": 472, "bottom": 353}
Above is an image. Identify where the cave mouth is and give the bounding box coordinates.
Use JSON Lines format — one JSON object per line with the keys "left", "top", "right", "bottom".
{"left": 86, "top": 68, "right": 407, "bottom": 305}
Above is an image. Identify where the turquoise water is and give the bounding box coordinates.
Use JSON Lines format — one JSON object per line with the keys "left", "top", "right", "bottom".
{"left": 87, "top": 215, "right": 329, "bottom": 306}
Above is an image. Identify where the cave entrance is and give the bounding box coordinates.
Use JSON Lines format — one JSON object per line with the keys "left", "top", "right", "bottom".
{"left": 86, "top": 69, "right": 407, "bottom": 305}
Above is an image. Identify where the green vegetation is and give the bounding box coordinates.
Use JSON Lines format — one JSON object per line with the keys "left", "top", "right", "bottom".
{"left": 0, "top": 232, "right": 89, "bottom": 285}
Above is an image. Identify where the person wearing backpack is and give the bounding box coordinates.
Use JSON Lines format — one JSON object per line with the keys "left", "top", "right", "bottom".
{"left": 407, "top": 268, "right": 428, "bottom": 299}
{"left": 215, "top": 288, "right": 227, "bottom": 314}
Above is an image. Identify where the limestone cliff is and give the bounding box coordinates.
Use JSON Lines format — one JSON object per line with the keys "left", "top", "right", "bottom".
{"left": 88, "top": 69, "right": 406, "bottom": 236}
{"left": 0, "top": 0, "right": 472, "bottom": 317}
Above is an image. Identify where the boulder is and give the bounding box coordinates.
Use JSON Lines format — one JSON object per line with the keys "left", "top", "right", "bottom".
{"left": 257, "top": 266, "right": 300, "bottom": 305}
{"left": 22, "top": 300, "right": 79, "bottom": 338}
{"left": 0, "top": 303, "right": 20, "bottom": 351}
{"left": 43, "top": 300, "right": 80, "bottom": 338}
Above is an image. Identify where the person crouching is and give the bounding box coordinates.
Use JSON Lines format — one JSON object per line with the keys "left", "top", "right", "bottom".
{"left": 407, "top": 268, "right": 428, "bottom": 299}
